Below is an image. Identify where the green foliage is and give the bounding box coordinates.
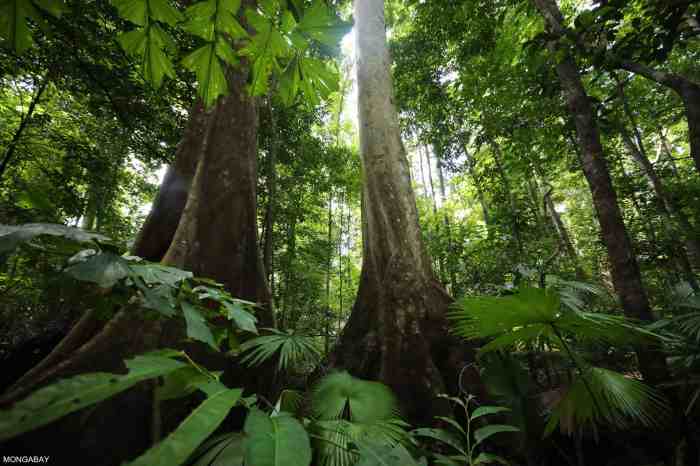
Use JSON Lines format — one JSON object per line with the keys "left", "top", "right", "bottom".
{"left": 450, "top": 286, "right": 671, "bottom": 436}
{"left": 0, "top": 351, "right": 186, "bottom": 441}
{"left": 239, "top": 327, "right": 321, "bottom": 371}
{"left": 0, "top": 0, "right": 64, "bottom": 52}
{"left": 244, "top": 408, "right": 312, "bottom": 466}
{"left": 126, "top": 387, "right": 243, "bottom": 466}
{"left": 411, "top": 395, "right": 517, "bottom": 466}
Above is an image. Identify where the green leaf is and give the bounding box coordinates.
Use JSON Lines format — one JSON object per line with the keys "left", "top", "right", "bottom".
{"left": 190, "top": 432, "right": 246, "bottom": 466}
{"left": 216, "top": 8, "right": 247, "bottom": 39}
{"left": 156, "top": 366, "right": 212, "bottom": 401}
{"left": 223, "top": 300, "right": 258, "bottom": 333}
{"left": 118, "top": 28, "right": 148, "bottom": 56}
{"left": 139, "top": 283, "right": 177, "bottom": 317}
{"left": 215, "top": 37, "right": 239, "bottom": 66}
{"left": 472, "top": 424, "right": 519, "bottom": 446}
{"left": 112, "top": 0, "right": 148, "bottom": 25}
{"left": 130, "top": 263, "right": 193, "bottom": 285}
{"left": 297, "top": 56, "right": 339, "bottom": 105}
{"left": 0, "top": 223, "right": 112, "bottom": 255}
{"left": 278, "top": 58, "right": 300, "bottom": 106}
{"left": 125, "top": 388, "right": 243, "bottom": 466}
{"left": 296, "top": 0, "right": 351, "bottom": 48}
{"left": 182, "top": 43, "right": 229, "bottom": 107}
{"left": 0, "top": 0, "right": 38, "bottom": 52}
{"left": 473, "top": 452, "right": 509, "bottom": 465}
{"left": 0, "top": 352, "right": 185, "bottom": 441}
{"left": 143, "top": 30, "right": 176, "bottom": 88}
{"left": 244, "top": 408, "right": 312, "bottom": 466}
{"left": 311, "top": 371, "right": 399, "bottom": 422}
{"left": 242, "top": 7, "right": 290, "bottom": 96}
{"left": 181, "top": 302, "right": 218, "bottom": 350}
{"left": 66, "top": 252, "right": 131, "bottom": 288}
{"left": 148, "top": 0, "right": 183, "bottom": 26}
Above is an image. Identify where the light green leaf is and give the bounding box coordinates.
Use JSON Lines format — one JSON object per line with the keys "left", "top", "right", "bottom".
{"left": 182, "top": 43, "right": 229, "bottom": 107}
{"left": 0, "top": 0, "right": 38, "bottom": 54}
{"left": 215, "top": 37, "right": 239, "bottom": 66}
{"left": 112, "top": 0, "right": 148, "bottom": 25}
{"left": 0, "top": 352, "right": 185, "bottom": 441}
{"left": 143, "top": 33, "right": 176, "bottom": 88}
{"left": 130, "top": 263, "right": 192, "bottom": 285}
{"left": 126, "top": 388, "right": 243, "bottom": 466}
{"left": 311, "top": 371, "right": 399, "bottom": 422}
{"left": 118, "top": 28, "right": 148, "bottom": 56}
{"left": 216, "top": 10, "right": 247, "bottom": 39}
{"left": 244, "top": 408, "right": 312, "bottom": 466}
{"left": 296, "top": 0, "right": 351, "bottom": 48}
{"left": 148, "top": 0, "right": 183, "bottom": 25}
{"left": 181, "top": 302, "right": 218, "bottom": 350}
{"left": 0, "top": 223, "right": 111, "bottom": 254}
{"left": 472, "top": 424, "right": 519, "bottom": 446}
{"left": 278, "top": 58, "right": 300, "bottom": 106}
{"left": 66, "top": 252, "right": 131, "bottom": 288}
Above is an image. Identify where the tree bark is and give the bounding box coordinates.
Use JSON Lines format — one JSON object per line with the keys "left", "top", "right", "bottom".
{"left": 533, "top": 0, "right": 669, "bottom": 386}
{"left": 619, "top": 60, "right": 700, "bottom": 177}
{"left": 131, "top": 103, "right": 208, "bottom": 261}
{"left": 327, "top": 0, "right": 473, "bottom": 425}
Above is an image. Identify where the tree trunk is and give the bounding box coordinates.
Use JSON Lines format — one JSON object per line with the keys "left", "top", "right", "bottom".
{"left": 262, "top": 98, "right": 278, "bottom": 289}
{"left": 1, "top": 36, "right": 274, "bottom": 465}
{"left": 436, "top": 148, "right": 458, "bottom": 294}
{"left": 327, "top": 0, "right": 473, "bottom": 425}
{"left": 131, "top": 103, "right": 208, "bottom": 261}
{"left": 619, "top": 60, "right": 700, "bottom": 176}
{"left": 543, "top": 186, "right": 585, "bottom": 279}
{"left": 616, "top": 79, "right": 700, "bottom": 272}
{"left": 533, "top": 0, "right": 668, "bottom": 386}
{"left": 461, "top": 142, "right": 490, "bottom": 226}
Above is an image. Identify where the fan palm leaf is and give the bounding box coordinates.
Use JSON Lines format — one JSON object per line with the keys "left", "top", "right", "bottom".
{"left": 239, "top": 328, "right": 321, "bottom": 371}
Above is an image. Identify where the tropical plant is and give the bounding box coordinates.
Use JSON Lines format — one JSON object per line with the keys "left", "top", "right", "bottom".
{"left": 449, "top": 287, "right": 670, "bottom": 436}
{"left": 412, "top": 394, "right": 518, "bottom": 466}
{"left": 239, "top": 328, "right": 322, "bottom": 371}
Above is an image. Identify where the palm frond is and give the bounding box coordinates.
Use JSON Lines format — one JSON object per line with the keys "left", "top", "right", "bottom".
{"left": 546, "top": 276, "right": 609, "bottom": 312}
{"left": 449, "top": 288, "right": 560, "bottom": 340}
{"left": 674, "top": 312, "right": 700, "bottom": 343}
{"left": 545, "top": 367, "right": 670, "bottom": 437}
{"left": 314, "top": 419, "right": 410, "bottom": 466}
{"left": 239, "top": 328, "right": 322, "bottom": 371}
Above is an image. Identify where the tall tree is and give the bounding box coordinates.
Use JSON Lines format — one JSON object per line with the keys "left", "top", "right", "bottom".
{"left": 532, "top": 0, "right": 668, "bottom": 385}
{"left": 327, "top": 0, "right": 469, "bottom": 424}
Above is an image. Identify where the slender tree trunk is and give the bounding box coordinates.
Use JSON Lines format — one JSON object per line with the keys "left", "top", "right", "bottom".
{"left": 616, "top": 79, "right": 700, "bottom": 271}
{"left": 543, "top": 186, "right": 585, "bottom": 278}
{"left": 436, "top": 149, "right": 458, "bottom": 294}
{"left": 325, "top": 192, "right": 333, "bottom": 355}
{"left": 619, "top": 60, "right": 700, "bottom": 176}
{"left": 0, "top": 76, "right": 49, "bottom": 181}
{"left": 533, "top": 0, "right": 668, "bottom": 386}
{"left": 424, "top": 145, "right": 438, "bottom": 214}
{"left": 490, "top": 139, "right": 524, "bottom": 255}
{"left": 327, "top": 0, "right": 472, "bottom": 424}
{"left": 461, "top": 143, "right": 490, "bottom": 225}
{"left": 262, "top": 98, "right": 279, "bottom": 290}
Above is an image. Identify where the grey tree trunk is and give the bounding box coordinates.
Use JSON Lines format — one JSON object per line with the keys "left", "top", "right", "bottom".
{"left": 327, "top": 0, "right": 473, "bottom": 424}
{"left": 533, "top": 0, "right": 669, "bottom": 386}
{"left": 619, "top": 60, "right": 700, "bottom": 177}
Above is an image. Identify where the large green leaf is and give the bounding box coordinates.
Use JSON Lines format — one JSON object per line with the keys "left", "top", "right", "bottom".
{"left": 0, "top": 0, "right": 38, "bottom": 52}
{"left": 148, "top": 0, "right": 183, "bottom": 26}
{"left": 244, "top": 408, "right": 312, "bottom": 466}
{"left": 130, "top": 263, "right": 193, "bottom": 285}
{"left": 112, "top": 0, "right": 148, "bottom": 25}
{"left": 156, "top": 366, "right": 213, "bottom": 401}
{"left": 181, "top": 302, "right": 218, "bottom": 350}
{"left": 0, "top": 223, "right": 111, "bottom": 254}
{"left": 126, "top": 388, "right": 243, "bottom": 466}
{"left": 65, "top": 252, "right": 131, "bottom": 288}
{"left": 243, "top": 7, "right": 290, "bottom": 96}
{"left": 189, "top": 432, "right": 246, "bottom": 466}
{"left": 0, "top": 352, "right": 186, "bottom": 441}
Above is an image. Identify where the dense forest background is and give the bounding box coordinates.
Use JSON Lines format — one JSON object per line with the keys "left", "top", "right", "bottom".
{"left": 1, "top": 0, "right": 700, "bottom": 465}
